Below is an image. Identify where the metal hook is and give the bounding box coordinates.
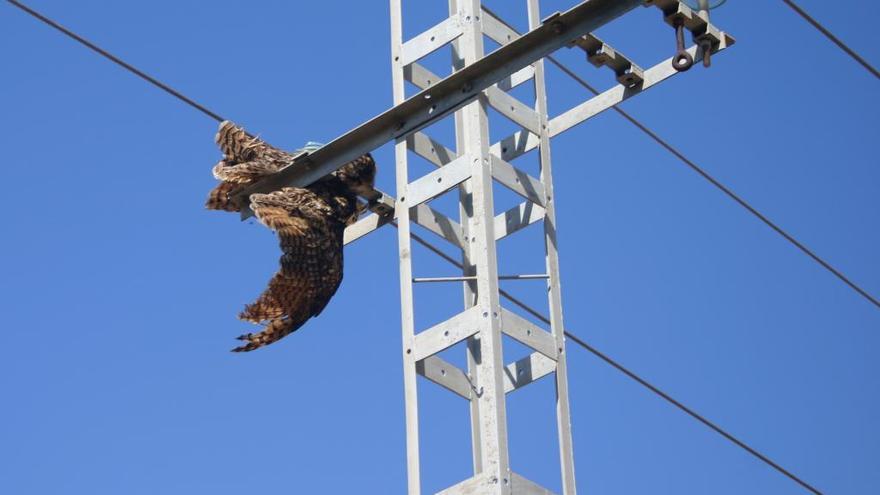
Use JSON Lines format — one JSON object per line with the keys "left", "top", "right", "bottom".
{"left": 672, "top": 18, "right": 693, "bottom": 72}
{"left": 699, "top": 38, "right": 714, "bottom": 68}
{"left": 466, "top": 374, "right": 484, "bottom": 398}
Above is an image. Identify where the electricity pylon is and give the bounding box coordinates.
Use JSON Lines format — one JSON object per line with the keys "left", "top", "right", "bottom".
{"left": 239, "top": 1, "right": 733, "bottom": 492}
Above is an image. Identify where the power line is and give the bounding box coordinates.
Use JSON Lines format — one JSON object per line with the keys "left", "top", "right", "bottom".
{"left": 780, "top": 0, "right": 880, "bottom": 80}
{"left": 544, "top": 56, "right": 880, "bottom": 310}
{"left": 399, "top": 222, "right": 824, "bottom": 495}
{"left": 491, "top": 4, "right": 880, "bottom": 311}
{"left": 562, "top": 333, "right": 824, "bottom": 495}
{"left": 6, "top": 0, "right": 226, "bottom": 123}
{"left": 14, "top": 0, "right": 876, "bottom": 309}
{"left": 5, "top": 2, "right": 827, "bottom": 492}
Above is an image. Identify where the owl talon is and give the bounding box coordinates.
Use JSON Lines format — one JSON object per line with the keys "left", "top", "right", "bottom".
{"left": 236, "top": 333, "right": 252, "bottom": 341}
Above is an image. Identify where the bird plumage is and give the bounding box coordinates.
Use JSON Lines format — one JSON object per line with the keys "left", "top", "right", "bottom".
{"left": 206, "top": 121, "right": 376, "bottom": 352}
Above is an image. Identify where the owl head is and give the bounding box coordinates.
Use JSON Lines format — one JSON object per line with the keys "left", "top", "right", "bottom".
{"left": 336, "top": 154, "right": 377, "bottom": 197}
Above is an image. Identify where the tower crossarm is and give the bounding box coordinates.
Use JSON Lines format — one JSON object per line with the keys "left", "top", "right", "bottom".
{"left": 234, "top": 0, "right": 645, "bottom": 217}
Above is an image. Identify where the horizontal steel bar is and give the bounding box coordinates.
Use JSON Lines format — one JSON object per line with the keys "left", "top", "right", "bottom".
{"left": 500, "top": 308, "right": 558, "bottom": 361}
{"left": 416, "top": 355, "right": 473, "bottom": 400}
{"left": 410, "top": 203, "right": 465, "bottom": 249}
{"left": 413, "top": 274, "right": 549, "bottom": 283}
{"left": 485, "top": 85, "right": 541, "bottom": 134}
{"left": 412, "top": 306, "right": 482, "bottom": 362}
{"left": 495, "top": 201, "right": 545, "bottom": 241}
{"left": 403, "top": 153, "right": 472, "bottom": 207}
{"left": 490, "top": 153, "right": 547, "bottom": 206}
{"left": 511, "top": 472, "right": 557, "bottom": 495}
{"left": 406, "top": 130, "right": 458, "bottom": 167}
{"left": 503, "top": 352, "right": 557, "bottom": 394}
{"left": 501, "top": 274, "right": 549, "bottom": 280}
{"left": 234, "top": 0, "right": 644, "bottom": 217}
{"left": 438, "top": 472, "right": 557, "bottom": 495}
{"left": 436, "top": 472, "right": 494, "bottom": 495}
{"left": 400, "top": 14, "right": 463, "bottom": 67}
{"left": 490, "top": 128, "right": 540, "bottom": 163}
{"left": 413, "top": 276, "right": 477, "bottom": 283}
{"left": 343, "top": 211, "right": 392, "bottom": 245}
{"left": 549, "top": 33, "right": 734, "bottom": 138}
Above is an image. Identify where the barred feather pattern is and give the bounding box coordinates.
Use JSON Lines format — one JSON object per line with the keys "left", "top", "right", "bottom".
{"left": 205, "top": 121, "right": 295, "bottom": 211}
{"left": 205, "top": 121, "right": 377, "bottom": 352}
{"left": 231, "top": 191, "right": 349, "bottom": 352}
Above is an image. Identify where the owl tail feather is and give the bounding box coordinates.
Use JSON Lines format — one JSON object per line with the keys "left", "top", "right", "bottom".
{"left": 231, "top": 315, "right": 307, "bottom": 352}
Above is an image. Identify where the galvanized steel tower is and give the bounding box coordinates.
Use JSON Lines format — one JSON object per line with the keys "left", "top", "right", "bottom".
{"left": 240, "top": 1, "right": 732, "bottom": 492}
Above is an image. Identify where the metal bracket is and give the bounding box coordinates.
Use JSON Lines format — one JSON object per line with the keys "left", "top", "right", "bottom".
{"left": 570, "top": 33, "right": 645, "bottom": 87}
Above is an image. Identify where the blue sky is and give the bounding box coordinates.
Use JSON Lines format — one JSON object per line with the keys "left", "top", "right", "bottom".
{"left": 1, "top": 1, "right": 877, "bottom": 493}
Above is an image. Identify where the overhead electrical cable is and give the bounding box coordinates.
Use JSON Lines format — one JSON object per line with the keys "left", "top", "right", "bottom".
{"left": 481, "top": 5, "right": 880, "bottom": 310}
{"left": 780, "top": 0, "right": 879, "bottom": 80}
{"left": 11, "top": 0, "right": 876, "bottom": 309}
{"left": 6, "top": 0, "right": 226, "bottom": 123}
{"left": 3, "top": 2, "right": 834, "bottom": 492}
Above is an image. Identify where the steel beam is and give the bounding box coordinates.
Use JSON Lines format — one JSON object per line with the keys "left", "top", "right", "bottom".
{"left": 235, "top": 0, "right": 643, "bottom": 215}
{"left": 527, "top": 3, "right": 577, "bottom": 491}
{"left": 416, "top": 355, "right": 474, "bottom": 400}
{"left": 500, "top": 309, "right": 558, "bottom": 361}
{"left": 503, "top": 352, "right": 557, "bottom": 394}
{"left": 495, "top": 202, "right": 545, "bottom": 241}
{"left": 549, "top": 34, "right": 734, "bottom": 138}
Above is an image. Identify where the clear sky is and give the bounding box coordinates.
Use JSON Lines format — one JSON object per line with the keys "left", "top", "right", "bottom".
{"left": 1, "top": 1, "right": 878, "bottom": 494}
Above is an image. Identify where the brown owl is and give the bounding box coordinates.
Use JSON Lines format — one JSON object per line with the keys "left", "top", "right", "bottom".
{"left": 206, "top": 121, "right": 376, "bottom": 352}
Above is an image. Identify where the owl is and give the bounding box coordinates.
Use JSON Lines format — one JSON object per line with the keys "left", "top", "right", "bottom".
{"left": 206, "top": 121, "right": 376, "bottom": 352}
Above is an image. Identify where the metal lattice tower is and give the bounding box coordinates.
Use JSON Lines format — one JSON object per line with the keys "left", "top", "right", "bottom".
{"left": 237, "top": 1, "right": 733, "bottom": 492}
{"left": 384, "top": 2, "right": 731, "bottom": 493}
{"left": 391, "top": 1, "right": 574, "bottom": 493}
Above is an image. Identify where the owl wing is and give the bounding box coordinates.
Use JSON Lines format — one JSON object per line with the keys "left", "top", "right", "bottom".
{"left": 214, "top": 120, "right": 290, "bottom": 165}
{"left": 234, "top": 188, "right": 345, "bottom": 351}
{"left": 206, "top": 121, "right": 294, "bottom": 211}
